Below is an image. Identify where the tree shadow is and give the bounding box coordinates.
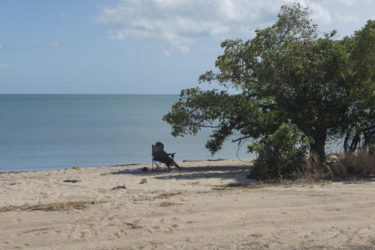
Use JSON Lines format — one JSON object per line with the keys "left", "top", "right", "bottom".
{"left": 111, "top": 165, "right": 256, "bottom": 185}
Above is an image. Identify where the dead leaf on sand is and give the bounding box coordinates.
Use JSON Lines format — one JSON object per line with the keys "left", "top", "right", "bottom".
{"left": 159, "top": 201, "right": 182, "bottom": 207}
{"left": 63, "top": 179, "right": 80, "bottom": 183}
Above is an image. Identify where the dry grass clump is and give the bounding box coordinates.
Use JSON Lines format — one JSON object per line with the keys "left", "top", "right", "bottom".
{"left": 124, "top": 221, "right": 142, "bottom": 229}
{"left": 303, "top": 152, "right": 375, "bottom": 180}
{"left": 211, "top": 184, "right": 260, "bottom": 190}
{"left": 330, "top": 152, "right": 375, "bottom": 179}
{"left": 159, "top": 201, "right": 181, "bottom": 207}
{"left": 134, "top": 192, "right": 182, "bottom": 202}
{"left": 153, "top": 192, "right": 182, "bottom": 200}
{"left": 63, "top": 179, "right": 80, "bottom": 183}
{"left": 0, "top": 201, "right": 104, "bottom": 213}
{"left": 212, "top": 178, "right": 329, "bottom": 191}
{"left": 302, "top": 153, "right": 333, "bottom": 180}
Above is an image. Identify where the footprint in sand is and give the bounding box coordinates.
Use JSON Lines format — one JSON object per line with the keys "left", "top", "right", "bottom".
{"left": 69, "top": 224, "right": 96, "bottom": 240}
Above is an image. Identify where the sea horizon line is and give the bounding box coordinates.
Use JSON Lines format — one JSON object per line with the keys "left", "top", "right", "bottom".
{"left": 0, "top": 93, "right": 180, "bottom": 96}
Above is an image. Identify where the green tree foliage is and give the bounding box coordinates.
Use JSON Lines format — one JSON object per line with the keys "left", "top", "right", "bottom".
{"left": 342, "top": 20, "right": 375, "bottom": 152}
{"left": 163, "top": 4, "right": 375, "bottom": 164}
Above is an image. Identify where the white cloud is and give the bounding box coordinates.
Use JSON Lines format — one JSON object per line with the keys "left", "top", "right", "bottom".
{"left": 96, "top": 0, "right": 367, "bottom": 53}
{"left": 335, "top": 13, "right": 357, "bottom": 23}
{"left": 51, "top": 42, "right": 60, "bottom": 48}
{"left": 122, "top": 49, "right": 137, "bottom": 57}
{"left": 163, "top": 49, "right": 171, "bottom": 57}
{"left": 97, "top": 0, "right": 280, "bottom": 53}
{"left": 284, "top": 0, "right": 332, "bottom": 24}
{"left": 308, "top": 0, "right": 366, "bottom": 5}
{"left": 0, "top": 63, "right": 8, "bottom": 69}
{"left": 0, "top": 43, "right": 4, "bottom": 49}
{"left": 59, "top": 13, "right": 70, "bottom": 19}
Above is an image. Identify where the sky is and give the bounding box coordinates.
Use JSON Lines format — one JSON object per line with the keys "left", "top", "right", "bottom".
{"left": 0, "top": 0, "right": 374, "bottom": 94}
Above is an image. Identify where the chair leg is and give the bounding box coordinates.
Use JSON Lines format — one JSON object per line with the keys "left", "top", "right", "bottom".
{"left": 153, "top": 161, "right": 161, "bottom": 170}
{"left": 153, "top": 161, "right": 172, "bottom": 170}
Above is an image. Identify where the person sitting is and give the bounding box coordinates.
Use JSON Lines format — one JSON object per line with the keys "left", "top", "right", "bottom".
{"left": 152, "top": 141, "right": 180, "bottom": 169}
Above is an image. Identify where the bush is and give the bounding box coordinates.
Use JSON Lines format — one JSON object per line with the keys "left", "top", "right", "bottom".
{"left": 329, "top": 152, "right": 375, "bottom": 179}
{"left": 248, "top": 123, "right": 310, "bottom": 180}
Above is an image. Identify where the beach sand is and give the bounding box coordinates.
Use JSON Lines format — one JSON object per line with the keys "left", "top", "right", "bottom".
{"left": 0, "top": 159, "right": 374, "bottom": 249}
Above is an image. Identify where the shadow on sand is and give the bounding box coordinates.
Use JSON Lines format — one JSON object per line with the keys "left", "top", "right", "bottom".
{"left": 112, "top": 165, "right": 256, "bottom": 185}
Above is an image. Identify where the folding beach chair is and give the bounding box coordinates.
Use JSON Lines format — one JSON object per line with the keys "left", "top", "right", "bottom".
{"left": 152, "top": 142, "right": 178, "bottom": 169}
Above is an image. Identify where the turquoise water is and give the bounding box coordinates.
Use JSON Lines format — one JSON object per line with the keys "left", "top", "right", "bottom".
{"left": 0, "top": 94, "right": 251, "bottom": 172}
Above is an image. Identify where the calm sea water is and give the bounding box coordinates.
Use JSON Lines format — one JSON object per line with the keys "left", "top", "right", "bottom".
{"left": 0, "top": 94, "right": 251, "bottom": 172}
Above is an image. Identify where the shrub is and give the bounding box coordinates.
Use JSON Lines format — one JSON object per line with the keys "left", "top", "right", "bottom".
{"left": 329, "top": 152, "right": 375, "bottom": 179}
{"left": 248, "top": 123, "right": 310, "bottom": 180}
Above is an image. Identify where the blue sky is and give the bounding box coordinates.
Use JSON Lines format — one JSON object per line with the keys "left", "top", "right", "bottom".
{"left": 1, "top": 0, "right": 374, "bottom": 94}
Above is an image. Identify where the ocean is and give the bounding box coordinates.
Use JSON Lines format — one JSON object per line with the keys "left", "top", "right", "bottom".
{"left": 0, "top": 94, "right": 251, "bottom": 172}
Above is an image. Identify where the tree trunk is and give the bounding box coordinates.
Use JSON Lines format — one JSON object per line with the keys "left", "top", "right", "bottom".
{"left": 310, "top": 132, "right": 327, "bottom": 161}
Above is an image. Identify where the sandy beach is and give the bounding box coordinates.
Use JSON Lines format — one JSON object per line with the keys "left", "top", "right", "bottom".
{"left": 1, "top": 159, "right": 374, "bottom": 250}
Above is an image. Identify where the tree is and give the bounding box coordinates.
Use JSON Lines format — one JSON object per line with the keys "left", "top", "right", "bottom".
{"left": 163, "top": 3, "right": 375, "bottom": 162}
{"left": 342, "top": 20, "right": 375, "bottom": 152}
